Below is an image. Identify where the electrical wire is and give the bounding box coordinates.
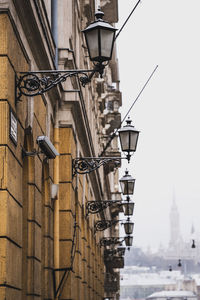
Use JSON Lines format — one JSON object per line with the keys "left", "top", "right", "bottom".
{"left": 100, "top": 65, "right": 159, "bottom": 157}
{"left": 115, "top": 0, "right": 142, "bottom": 40}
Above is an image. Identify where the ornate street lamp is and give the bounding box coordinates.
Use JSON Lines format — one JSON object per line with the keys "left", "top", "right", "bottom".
{"left": 177, "top": 259, "right": 182, "bottom": 267}
{"left": 191, "top": 239, "right": 196, "bottom": 248}
{"left": 94, "top": 217, "right": 134, "bottom": 234}
{"left": 72, "top": 117, "right": 140, "bottom": 176}
{"left": 118, "top": 118, "right": 140, "bottom": 162}
{"left": 72, "top": 119, "right": 139, "bottom": 175}
{"left": 82, "top": 10, "right": 117, "bottom": 65}
{"left": 16, "top": 9, "right": 117, "bottom": 100}
{"left": 119, "top": 170, "right": 135, "bottom": 195}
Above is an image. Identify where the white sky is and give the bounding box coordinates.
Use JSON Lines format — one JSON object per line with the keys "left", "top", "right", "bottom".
{"left": 117, "top": 0, "right": 200, "bottom": 252}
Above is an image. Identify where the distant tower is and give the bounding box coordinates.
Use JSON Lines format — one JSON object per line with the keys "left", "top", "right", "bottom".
{"left": 169, "top": 196, "right": 182, "bottom": 250}
{"left": 191, "top": 223, "right": 195, "bottom": 236}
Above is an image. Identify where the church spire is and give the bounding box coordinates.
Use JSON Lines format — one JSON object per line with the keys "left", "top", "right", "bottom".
{"left": 169, "top": 191, "right": 182, "bottom": 250}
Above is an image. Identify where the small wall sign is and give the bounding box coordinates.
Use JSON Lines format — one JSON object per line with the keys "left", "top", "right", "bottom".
{"left": 10, "top": 108, "right": 18, "bottom": 145}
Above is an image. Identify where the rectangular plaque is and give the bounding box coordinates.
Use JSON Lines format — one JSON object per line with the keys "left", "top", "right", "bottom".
{"left": 10, "top": 108, "right": 18, "bottom": 145}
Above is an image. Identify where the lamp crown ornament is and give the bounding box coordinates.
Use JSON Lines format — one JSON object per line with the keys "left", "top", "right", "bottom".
{"left": 95, "top": 9, "right": 104, "bottom": 20}
{"left": 126, "top": 117, "right": 132, "bottom": 126}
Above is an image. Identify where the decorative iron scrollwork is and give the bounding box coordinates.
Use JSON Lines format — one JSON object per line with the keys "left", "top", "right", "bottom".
{"left": 86, "top": 200, "right": 122, "bottom": 216}
{"left": 16, "top": 70, "right": 91, "bottom": 100}
{"left": 72, "top": 157, "right": 121, "bottom": 176}
{"left": 16, "top": 63, "right": 105, "bottom": 101}
{"left": 94, "top": 219, "right": 119, "bottom": 233}
{"left": 100, "top": 237, "right": 124, "bottom": 247}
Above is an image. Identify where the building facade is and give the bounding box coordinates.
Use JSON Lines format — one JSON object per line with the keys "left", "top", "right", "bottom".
{"left": 0, "top": 0, "right": 123, "bottom": 299}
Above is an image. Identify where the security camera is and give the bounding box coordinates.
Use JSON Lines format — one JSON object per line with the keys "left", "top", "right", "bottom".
{"left": 36, "top": 135, "right": 59, "bottom": 159}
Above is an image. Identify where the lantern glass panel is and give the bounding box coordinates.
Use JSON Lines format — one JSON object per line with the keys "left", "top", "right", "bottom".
{"left": 127, "top": 181, "right": 134, "bottom": 195}
{"left": 85, "top": 29, "right": 99, "bottom": 60}
{"left": 123, "top": 202, "right": 134, "bottom": 216}
{"left": 100, "top": 29, "right": 115, "bottom": 59}
{"left": 124, "top": 236, "right": 133, "bottom": 247}
{"left": 119, "top": 131, "right": 129, "bottom": 152}
{"left": 124, "top": 222, "right": 134, "bottom": 235}
{"left": 119, "top": 130, "right": 139, "bottom": 152}
{"left": 130, "top": 131, "right": 139, "bottom": 152}
{"left": 120, "top": 181, "right": 135, "bottom": 195}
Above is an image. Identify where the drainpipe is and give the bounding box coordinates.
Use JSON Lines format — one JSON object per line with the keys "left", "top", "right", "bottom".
{"left": 53, "top": 103, "right": 59, "bottom": 299}
{"left": 51, "top": 0, "right": 58, "bottom": 68}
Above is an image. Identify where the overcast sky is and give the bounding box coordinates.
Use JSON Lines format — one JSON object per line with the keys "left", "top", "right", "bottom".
{"left": 117, "top": 0, "right": 200, "bottom": 252}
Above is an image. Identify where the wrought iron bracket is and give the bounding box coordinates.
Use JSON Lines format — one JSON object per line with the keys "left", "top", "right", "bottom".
{"left": 94, "top": 219, "right": 120, "bottom": 233}
{"left": 100, "top": 237, "right": 124, "bottom": 247}
{"left": 86, "top": 200, "right": 122, "bottom": 216}
{"left": 72, "top": 156, "right": 124, "bottom": 176}
{"left": 15, "top": 63, "right": 105, "bottom": 101}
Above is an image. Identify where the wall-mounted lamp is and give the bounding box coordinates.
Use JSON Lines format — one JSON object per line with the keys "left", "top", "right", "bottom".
{"left": 118, "top": 118, "right": 140, "bottom": 162}
{"left": 100, "top": 236, "right": 133, "bottom": 250}
{"left": 119, "top": 170, "right": 135, "bottom": 195}
{"left": 191, "top": 239, "right": 196, "bottom": 248}
{"left": 82, "top": 10, "right": 117, "bottom": 65}
{"left": 177, "top": 259, "right": 182, "bottom": 267}
{"left": 16, "top": 9, "right": 117, "bottom": 100}
{"left": 86, "top": 197, "right": 134, "bottom": 216}
{"left": 100, "top": 236, "right": 132, "bottom": 251}
{"left": 72, "top": 118, "right": 139, "bottom": 176}
{"left": 95, "top": 217, "right": 134, "bottom": 235}
{"left": 22, "top": 135, "right": 59, "bottom": 159}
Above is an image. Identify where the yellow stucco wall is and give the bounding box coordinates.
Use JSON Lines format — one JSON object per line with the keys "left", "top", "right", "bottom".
{"left": 0, "top": 13, "right": 28, "bottom": 300}
{"left": 0, "top": 12, "right": 104, "bottom": 300}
